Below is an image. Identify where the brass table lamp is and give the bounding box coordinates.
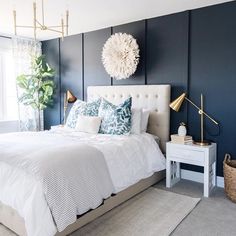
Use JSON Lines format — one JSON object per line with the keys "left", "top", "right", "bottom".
{"left": 170, "top": 93, "right": 218, "bottom": 146}
{"left": 63, "top": 90, "right": 77, "bottom": 124}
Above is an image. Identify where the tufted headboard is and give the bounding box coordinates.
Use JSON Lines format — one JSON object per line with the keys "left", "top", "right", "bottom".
{"left": 87, "top": 85, "right": 170, "bottom": 152}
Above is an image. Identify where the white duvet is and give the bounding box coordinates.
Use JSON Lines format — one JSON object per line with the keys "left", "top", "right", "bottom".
{"left": 0, "top": 128, "right": 165, "bottom": 236}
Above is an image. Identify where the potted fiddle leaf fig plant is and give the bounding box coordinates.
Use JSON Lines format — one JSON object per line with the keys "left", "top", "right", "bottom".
{"left": 16, "top": 55, "right": 55, "bottom": 131}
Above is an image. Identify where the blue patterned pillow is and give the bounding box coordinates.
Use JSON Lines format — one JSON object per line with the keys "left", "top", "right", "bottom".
{"left": 98, "top": 97, "right": 132, "bottom": 135}
{"left": 66, "top": 98, "right": 101, "bottom": 128}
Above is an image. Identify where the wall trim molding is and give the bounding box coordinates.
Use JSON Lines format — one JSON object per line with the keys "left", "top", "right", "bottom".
{"left": 82, "top": 33, "right": 85, "bottom": 100}
{"left": 181, "top": 169, "right": 224, "bottom": 188}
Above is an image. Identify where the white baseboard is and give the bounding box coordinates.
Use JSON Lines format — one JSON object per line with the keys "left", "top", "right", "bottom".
{"left": 181, "top": 169, "right": 224, "bottom": 188}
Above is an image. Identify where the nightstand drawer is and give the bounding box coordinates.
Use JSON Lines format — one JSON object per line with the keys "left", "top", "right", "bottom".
{"left": 168, "top": 147, "right": 205, "bottom": 164}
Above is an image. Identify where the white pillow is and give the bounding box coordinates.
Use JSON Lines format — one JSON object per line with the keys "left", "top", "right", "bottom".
{"left": 141, "top": 109, "right": 151, "bottom": 132}
{"left": 131, "top": 108, "right": 142, "bottom": 134}
{"left": 75, "top": 115, "right": 102, "bottom": 134}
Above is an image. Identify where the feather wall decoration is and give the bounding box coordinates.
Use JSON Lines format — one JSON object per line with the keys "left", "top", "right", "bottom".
{"left": 102, "top": 33, "right": 140, "bottom": 80}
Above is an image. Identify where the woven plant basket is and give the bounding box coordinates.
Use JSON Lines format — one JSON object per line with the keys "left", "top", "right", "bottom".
{"left": 224, "top": 154, "right": 236, "bottom": 203}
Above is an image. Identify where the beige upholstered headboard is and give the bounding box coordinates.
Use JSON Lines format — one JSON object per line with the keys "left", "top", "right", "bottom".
{"left": 87, "top": 85, "right": 170, "bottom": 152}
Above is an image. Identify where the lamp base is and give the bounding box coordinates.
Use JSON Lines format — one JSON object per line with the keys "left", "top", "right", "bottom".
{"left": 193, "top": 140, "right": 211, "bottom": 146}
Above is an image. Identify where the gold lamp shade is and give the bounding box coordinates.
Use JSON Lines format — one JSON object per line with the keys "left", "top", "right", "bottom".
{"left": 67, "top": 90, "right": 77, "bottom": 103}
{"left": 169, "top": 93, "right": 186, "bottom": 112}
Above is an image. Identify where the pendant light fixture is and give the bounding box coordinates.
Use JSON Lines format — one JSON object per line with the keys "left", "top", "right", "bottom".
{"left": 13, "top": 0, "right": 69, "bottom": 40}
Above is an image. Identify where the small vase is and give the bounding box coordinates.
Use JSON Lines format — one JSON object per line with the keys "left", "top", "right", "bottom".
{"left": 178, "top": 122, "right": 187, "bottom": 136}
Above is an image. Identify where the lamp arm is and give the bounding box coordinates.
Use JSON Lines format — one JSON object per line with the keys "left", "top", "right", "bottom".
{"left": 184, "top": 97, "right": 218, "bottom": 125}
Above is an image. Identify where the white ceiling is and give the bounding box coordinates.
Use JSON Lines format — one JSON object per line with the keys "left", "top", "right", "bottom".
{"left": 0, "top": 0, "right": 234, "bottom": 41}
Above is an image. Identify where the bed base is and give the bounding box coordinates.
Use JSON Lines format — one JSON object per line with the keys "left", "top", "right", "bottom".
{"left": 0, "top": 170, "right": 165, "bottom": 236}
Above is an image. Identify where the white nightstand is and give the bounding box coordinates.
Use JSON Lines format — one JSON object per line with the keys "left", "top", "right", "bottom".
{"left": 166, "top": 142, "right": 217, "bottom": 197}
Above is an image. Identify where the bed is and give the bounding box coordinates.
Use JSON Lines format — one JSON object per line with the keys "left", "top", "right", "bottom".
{"left": 0, "top": 85, "right": 170, "bottom": 236}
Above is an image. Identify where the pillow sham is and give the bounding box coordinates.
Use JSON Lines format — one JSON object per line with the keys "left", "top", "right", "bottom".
{"left": 141, "top": 108, "right": 151, "bottom": 132}
{"left": 66, "top": 98, "right": 101, "bottom": 128}
{"left": 131, "top": 108, "right": 142, "bottom": 134}
{"left": 98, "top": 97, "right": 132, "bottom": 135}
{"left": 75, "top": 115, "right": 102, "bottom": 134}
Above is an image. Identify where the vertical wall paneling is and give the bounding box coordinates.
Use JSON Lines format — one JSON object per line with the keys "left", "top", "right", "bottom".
{"left": 60, "top": 34, "right": 83, "bottom": 121}
{"left": 189, "top": 2, "right": 236, "bottom": 176}
{"left": 112, "top": 20, "right": 146, "bottom": 85}
{"left": 42, "top": 39, "right": 61, "bottom": 129}
{"left": 82, "top": 33, "right": 85, "bottom": 100}
{"left": 180, "top": 11, "right": 194, "bottom": 173}
{"left": 145, "top": 20, "right": 148, "bottom": 85}
{"left": 83, "top": 28, "right": 111, "bottom": 100}
{"left": 110, "top": 27, "right": 114, "bottom": 86}
{"left": 42, "top": 1, "right": 236, "bottom": 176}
{"left": 146, "top": 12, "right": 189, "bottom": 134}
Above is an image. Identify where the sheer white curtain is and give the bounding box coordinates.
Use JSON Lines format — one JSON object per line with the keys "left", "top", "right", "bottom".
{"left": 12, "top": 37, "right": 42, "bottom": 131}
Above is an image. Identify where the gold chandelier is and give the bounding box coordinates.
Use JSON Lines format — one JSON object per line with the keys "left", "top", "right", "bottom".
{"left": 13, "top": 0, "right": 69, "bottom": 40}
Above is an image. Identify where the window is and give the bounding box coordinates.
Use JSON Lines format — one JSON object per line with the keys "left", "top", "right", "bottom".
{"left": 0, "top": 38, "right": 18, "bottom": 121}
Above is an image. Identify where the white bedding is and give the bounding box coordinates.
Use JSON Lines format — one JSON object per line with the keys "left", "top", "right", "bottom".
{"left": 0, "top": 128, "right": 165, "bottom": 236}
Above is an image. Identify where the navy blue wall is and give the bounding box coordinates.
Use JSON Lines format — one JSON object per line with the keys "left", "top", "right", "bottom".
{"left": 42, "top": 39, "right": 61, "bottom": 128}
{"left": 42, "top": 1, "right": 236, "bottom": 177}
{"left": 187, "top": 3, "right": 236, "bottom": 176}
{"left": 146, "top": 12, "right": 189, "bottom": 135}
{"left": 60, "top": 34, "right": 83, "bottom": 120}
{"left": 83, "top": 28, "right": 112, "bottom": 100}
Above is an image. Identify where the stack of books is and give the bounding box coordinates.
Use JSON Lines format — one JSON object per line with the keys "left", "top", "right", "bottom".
{"left": 171, "top": 134, "right": 193, "bottom": 144}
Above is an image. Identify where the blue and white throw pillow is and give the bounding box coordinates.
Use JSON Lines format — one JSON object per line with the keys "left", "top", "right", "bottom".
{"left": 66, "top": 98, "right": 101, "bottom": 128}
{"left": 98, "top": 97, "right": 132, "bottom": 135}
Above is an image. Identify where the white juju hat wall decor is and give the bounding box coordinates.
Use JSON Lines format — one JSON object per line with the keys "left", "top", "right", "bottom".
{"left": 102, "top": 33, "right": 140, "bottom": 80}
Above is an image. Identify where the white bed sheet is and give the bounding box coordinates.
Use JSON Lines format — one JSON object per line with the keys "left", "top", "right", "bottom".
{"left": 0, "top": 128, "right": 166, "bottom": 236}
{"left": 50, "top": 127, "right": 166, "bottom": 193}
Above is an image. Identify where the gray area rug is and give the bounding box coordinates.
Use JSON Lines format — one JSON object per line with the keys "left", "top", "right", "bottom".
{"left": 0, "top": 188, "right": 200, "bottom": 236}
{"left": 71, "top": 188, "right": 200, "bottom": 236}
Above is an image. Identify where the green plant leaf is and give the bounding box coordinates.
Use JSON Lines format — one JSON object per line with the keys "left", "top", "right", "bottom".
{"left": 16, "top": 54, "right": 55, "bottom": 111}
{"left": 16, "top": 75, "right": 29, "bottom": 89}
